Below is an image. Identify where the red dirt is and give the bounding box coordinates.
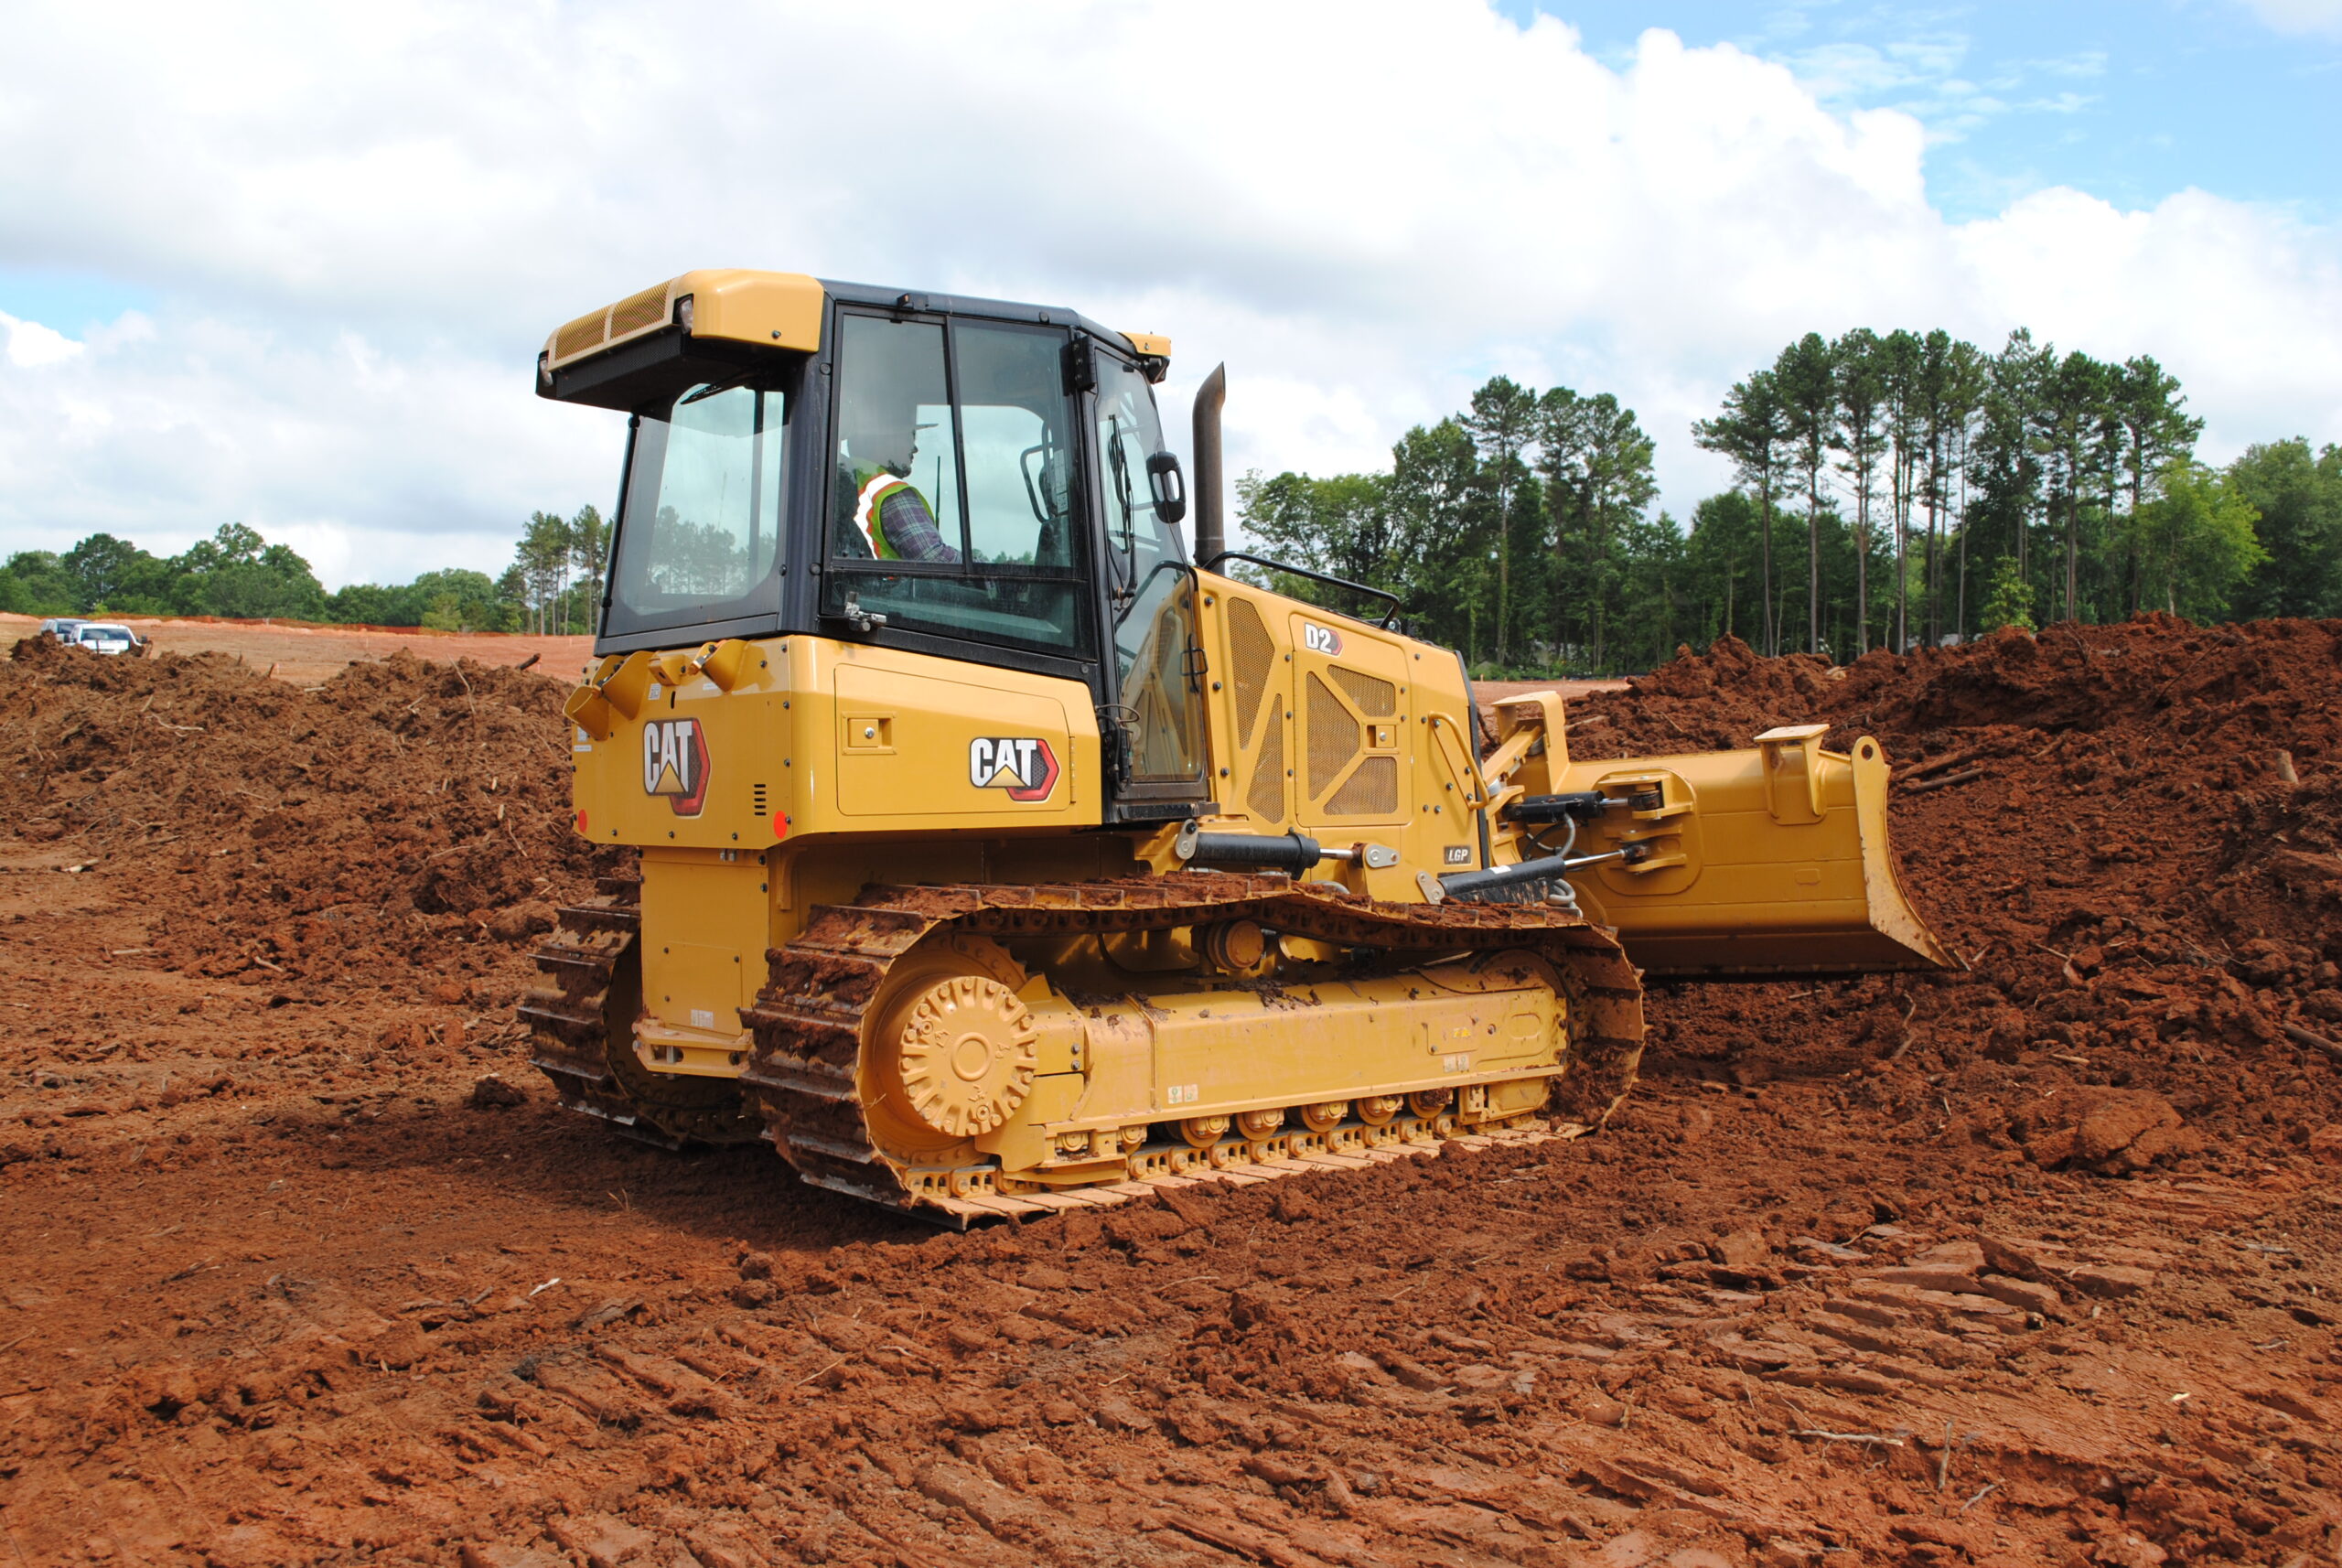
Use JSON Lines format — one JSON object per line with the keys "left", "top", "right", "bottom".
{"left": 2, "top": 620, "right": 2338, "bottom": 1568}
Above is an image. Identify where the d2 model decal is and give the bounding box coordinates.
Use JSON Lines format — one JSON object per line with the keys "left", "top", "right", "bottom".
{"left": 641, "top": 717, "right": 712, "bottom": 816}
{"left": 968, "top": 736, "right": 1060, "bottom": 803}
{"left": 1299, "top": 620, "right": 1344, "bottom": 656}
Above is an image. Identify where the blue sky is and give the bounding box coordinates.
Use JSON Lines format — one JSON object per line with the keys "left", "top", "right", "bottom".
{"left": 1516, "top": 1, "right": 2342, "bottom": 221}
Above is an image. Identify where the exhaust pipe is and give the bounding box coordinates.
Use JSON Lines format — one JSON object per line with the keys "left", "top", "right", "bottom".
{"left": 1191, "top": 361, "right": 1226, "bottom": 566}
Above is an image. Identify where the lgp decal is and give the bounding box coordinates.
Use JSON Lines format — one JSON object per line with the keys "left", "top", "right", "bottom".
{"left": 1300, "top": 620, "right": 1343, "bottom": 656}
{"left": 969, "top": 736, "right": 1060, "bottom": 802}
{"left": 642, "top": 717, "right": 712, "bottom": 816}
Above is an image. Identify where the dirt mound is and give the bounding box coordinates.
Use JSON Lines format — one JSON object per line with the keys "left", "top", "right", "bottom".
{"left": 1571, "top": 615, "right": 2342, "bottom": 1164}
{"left": 0, "top": 635, "right": 618, "bottom": 993}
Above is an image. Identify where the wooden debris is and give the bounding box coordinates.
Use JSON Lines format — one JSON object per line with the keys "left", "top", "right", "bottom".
{"left": 1904, "top": 766, "right": 1985, "bottom": 794}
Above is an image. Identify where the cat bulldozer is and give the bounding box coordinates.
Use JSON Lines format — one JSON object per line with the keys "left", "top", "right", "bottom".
{"left": 521, "top": 269, "right": 1950, "bottom": 1224}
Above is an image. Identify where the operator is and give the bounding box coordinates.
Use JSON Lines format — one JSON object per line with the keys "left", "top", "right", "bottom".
{"left": 840, "top": 422, "right": 960, "bottom": 564}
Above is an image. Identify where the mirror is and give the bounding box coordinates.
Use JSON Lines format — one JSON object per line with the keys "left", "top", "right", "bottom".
{"left": 1145, "top": 451, "right": 1187, "bottom": 526}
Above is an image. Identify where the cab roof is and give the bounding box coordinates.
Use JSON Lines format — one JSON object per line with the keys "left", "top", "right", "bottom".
{"left": 542, "top": 268, "right": 1168, "bottom": 381}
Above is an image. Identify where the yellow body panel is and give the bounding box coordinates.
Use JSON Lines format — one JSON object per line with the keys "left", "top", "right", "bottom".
{"left": 1189, "top": 571, "right": 1482, "bottom": 897}
{"left": 634, "top": 849, "right": 768, "bottom": 1075}
{"left": 570, "top": 633, "right": 1100, "bottom": 854}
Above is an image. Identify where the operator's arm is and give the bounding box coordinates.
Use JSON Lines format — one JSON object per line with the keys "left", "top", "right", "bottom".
{"left": 880, "top": 489, "right": 961, "bottom": 564}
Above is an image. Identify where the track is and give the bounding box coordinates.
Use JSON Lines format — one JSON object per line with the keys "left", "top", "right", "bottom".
{"left": 736, "top": 875, "right": 1644, "bottom": 1222}
{"left": 520, "top": 875, "right": 762, "bottom": 1148}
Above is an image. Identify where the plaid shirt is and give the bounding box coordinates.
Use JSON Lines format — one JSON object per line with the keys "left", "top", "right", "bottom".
{"left": 854, "top": 467, "right": 960, "bottom": 563}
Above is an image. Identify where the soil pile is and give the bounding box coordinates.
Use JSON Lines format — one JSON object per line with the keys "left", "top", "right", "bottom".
{"left": 1568, "top": 616, "right": 2342, "bottom": 1165}
{"left": 0, "top": 636, "right": 618, "bottom": 993}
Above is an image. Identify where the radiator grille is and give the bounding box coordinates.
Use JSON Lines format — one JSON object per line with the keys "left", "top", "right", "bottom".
{"left": 554, "top": 308, "right": 608, "bottom": 361}
{"left": 751, "top": 783, "right": 768, "bottom": 817}
{"left": 1226, "top": 596, "right": 1274, "bottom": 748}
{"left": 1329, "top": 663, "right": 1397, "bottom": 717}
{"left": 1247, "top": 698, "right": 1285, "bottom": 823}
{"left": 1306, "top": 673, "right": 1360, "bottom": 799}
{"left": 1325, "top": 755, "right": 1398, "bottom": 816}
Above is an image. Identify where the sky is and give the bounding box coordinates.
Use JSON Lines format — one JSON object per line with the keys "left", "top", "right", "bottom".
{"left": 2, "top": 0, "right": 2339, "bottom": 590}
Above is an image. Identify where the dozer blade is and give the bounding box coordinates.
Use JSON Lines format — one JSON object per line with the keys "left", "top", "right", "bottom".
{"left": 1556, "top": 724, "right": 1953, "bottom": 979}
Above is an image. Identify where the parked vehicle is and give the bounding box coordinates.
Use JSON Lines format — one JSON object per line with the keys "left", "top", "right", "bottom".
{"left": 37, "top": 618, "right": 88, "bottom": 644}
{"left": 73, "top": 623, "right": 139, "bottom": 656}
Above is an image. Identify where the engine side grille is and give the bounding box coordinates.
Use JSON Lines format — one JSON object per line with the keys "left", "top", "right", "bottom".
{"left": 1226, "top": 596, "right": 1274, "bottom": 749}
{"left": 1329, "top": 663, "right": 1397, "bottom": 717}
{"left": 1325, "top": 755, "right": 1398, "bottom": 816}
{"left": 1306, "top": 673, "right": 1360, "bottom": 800}
{"left": 609, "top": 283, "right": 671, "bottom": 338}
{"left": 751, "top": 783, "right": 769, "bottom": 818}
{"left": 1247, "top": 698, "right": 1285, "bottom": 824}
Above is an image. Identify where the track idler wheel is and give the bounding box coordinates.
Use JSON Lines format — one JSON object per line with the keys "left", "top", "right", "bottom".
{"left": 858, "top": 935, "right": 1039, "bottom": 1165}
{"left": 886, "top": 975, "right": 1038, "bottom": 1139}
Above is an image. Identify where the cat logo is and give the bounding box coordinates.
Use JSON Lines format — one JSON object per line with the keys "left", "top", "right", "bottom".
{"left": 640, "top": 718, "right": 711, "bottom": 816}
{"left": 968, "top": 736, "right": 1060, "bottom": 802}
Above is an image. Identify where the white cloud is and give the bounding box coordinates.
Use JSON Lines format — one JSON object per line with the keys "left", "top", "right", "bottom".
{"left": 2236, "top": 0, "right": 2342, "bottom": 37}
{"left": 0, "top": 1, "right": 2337, "bottom": 585}
{"left": 2, "top": 312, "right": 85, "bottom": 369}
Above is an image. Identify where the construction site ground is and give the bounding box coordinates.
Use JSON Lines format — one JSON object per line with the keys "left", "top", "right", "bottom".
{"left": 0, "top": 614, "right": 596, "bottom": 690}
{"left": 1, "top": 618, "right": 2337, "bottom": 1567}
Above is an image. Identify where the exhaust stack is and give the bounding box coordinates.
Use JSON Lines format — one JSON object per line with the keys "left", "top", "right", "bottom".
{"left": 1191, "top": 361, "right": 1226, "bottom": 566}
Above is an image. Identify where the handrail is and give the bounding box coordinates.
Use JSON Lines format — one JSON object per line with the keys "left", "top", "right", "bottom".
{"left": 1199, "top": 550, "right": 1402, "bottom": 628}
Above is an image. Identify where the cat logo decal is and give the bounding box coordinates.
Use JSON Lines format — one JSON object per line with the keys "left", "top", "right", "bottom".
{"left": 968, "top": 736, "right": 1060, "bottom": 802}
{"left": 641, "top": 718, "right": 712, "bottom": 816}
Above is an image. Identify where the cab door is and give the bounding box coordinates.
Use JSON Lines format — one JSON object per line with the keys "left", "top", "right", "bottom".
{"left": 1090, "top": 349, "right": 1212, "bottom": 816}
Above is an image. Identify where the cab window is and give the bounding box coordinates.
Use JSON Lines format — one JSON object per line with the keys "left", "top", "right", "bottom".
{"left": 603, "top": 375, "right": 791, "bottom": 640}
{"left": 824, "top": 314, "right": 1091, "bottom": 661}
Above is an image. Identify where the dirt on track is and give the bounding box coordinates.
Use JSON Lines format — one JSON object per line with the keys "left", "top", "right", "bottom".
{"left": 2, "top": 620, "right": 2338, "bottom": 1568}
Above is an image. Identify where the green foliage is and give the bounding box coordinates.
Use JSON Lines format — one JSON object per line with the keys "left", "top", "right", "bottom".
{"left": 0, "top": 524, "right": 328, "bottom": 620}
{"left": 0, "top": 551, "right": 79, "bottom": 616}
{"left": 1, "top": 510, "right": 586, "bottom": 636}
{"left": 2131, "top": 461, "right": 2266, "bottom": 620}
{"left": 2229, "top": 439, "right": 2342, "bottom": 619}
{"left": 1978, "top": 556, "right": 2036, "bottom": 633}
{"left": 1226, "top": 322, "right": 2310, "bottom": 677}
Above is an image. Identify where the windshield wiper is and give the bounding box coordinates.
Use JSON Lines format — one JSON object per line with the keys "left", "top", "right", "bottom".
{"left": 678, "top": 371, "right": 763, "bottom": 406}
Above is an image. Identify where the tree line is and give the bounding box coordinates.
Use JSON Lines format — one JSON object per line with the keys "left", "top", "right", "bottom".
{"left": 1241, "top": 329, "right": 2339, "bottom": 674}
{"left": 0, "top": 507, "right": 611, "bottom": 635}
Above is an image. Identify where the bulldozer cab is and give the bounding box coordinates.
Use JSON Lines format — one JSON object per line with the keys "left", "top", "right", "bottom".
{"left": 545, "top": 270, "right": 1213, "bottom": 822}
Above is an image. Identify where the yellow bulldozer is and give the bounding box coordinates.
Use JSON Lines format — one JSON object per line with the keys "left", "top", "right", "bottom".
{"left": 521, "top": 269, "right": 1950, "bottom": 1224}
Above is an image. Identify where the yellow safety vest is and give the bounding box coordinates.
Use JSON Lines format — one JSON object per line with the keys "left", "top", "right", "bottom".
{"left": 854, "top": 469, "right": 917, "bottom": 560}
